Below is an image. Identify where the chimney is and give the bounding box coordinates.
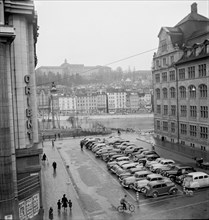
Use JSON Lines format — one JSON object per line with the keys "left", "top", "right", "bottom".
{"left": 191, "top": 2, "right": 197, "bottom": 14}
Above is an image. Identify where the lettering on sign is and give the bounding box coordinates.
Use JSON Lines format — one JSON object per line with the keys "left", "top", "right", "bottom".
{"left": 26, "top": 198, "right": 34, "bottom": 218}
{"left": 25, "top": 74, "right": 32, "bottom": 140}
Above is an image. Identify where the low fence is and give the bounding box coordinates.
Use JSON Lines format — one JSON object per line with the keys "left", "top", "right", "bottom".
{"left": 39, "top": 128, "right": 112, "bottom": 140}
{"left": 155, "top": 138, "right": 209, "bottom": 161}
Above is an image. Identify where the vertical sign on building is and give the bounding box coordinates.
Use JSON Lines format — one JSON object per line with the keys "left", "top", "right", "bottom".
{"left": 24, "top": 75, "right": 33, "bottom": 141}
{"left": 19, "top": 201, "right": 26, "bottom": 220}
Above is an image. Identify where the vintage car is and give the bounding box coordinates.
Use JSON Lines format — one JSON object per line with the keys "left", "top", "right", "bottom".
{"left": 107, "top": 156, "right": 130, "bottom": 170}
{"left": 143, "top": 179, "right": 178, "bottom": 198}
{"left": 133, "top": 173, "right": 167, "bottom": 192}
{"left": 121, "top": 170, "right": 152, "bottom": 188}
{"left": 183, "top": 172, "right": 209, "bottom": 189}
{"left": 150, "top": 159, "right": 175, "bottom": 172}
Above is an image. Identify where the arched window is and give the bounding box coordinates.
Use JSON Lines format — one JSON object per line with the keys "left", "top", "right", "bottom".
{"left": 162, "top": 88, "right": 168, "bottom": 99}
{"left": 179, "top": 86, "right": 186, "bottom": 99}
{"left": 170, "top": 87, "right": 176, "bottom": 98}
{"left": 199, "top": 84, "right": 207, "bottom": 98}
{"left": 189, "top": 85, "right": 196, "bottom": 99}
{"left": 156, "top": 88, "right": 160, "bottom": 99}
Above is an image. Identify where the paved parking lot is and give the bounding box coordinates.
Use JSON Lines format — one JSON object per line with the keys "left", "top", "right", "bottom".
{"left": 42, "top": 133, "right": 209, "bottom": 219}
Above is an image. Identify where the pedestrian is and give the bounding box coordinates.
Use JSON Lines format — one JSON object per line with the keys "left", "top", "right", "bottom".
{"left": 58, "top": 133, "right": 60, "bottom": 139}
{"left": 52, "top": 140, "right": 54, "bottom": 148}
{"left": 42, "top": 153, "right": 47, "bottom": 162}
{"left": 52, "top": 161, "right": 57, "bottom": 172}
{"left": 54, "top": 133, "right": 57, "bottom": 141}
{"left": 68, "top": 199, "right": 72, "bottom": 211}
{"left": 61, "top": 194, "right": 68, "bottom": 211}
{"left": 57, "top": 200, "right": 61, "bottom": 212}
{"left": 118, "top": 129, "right": 121, "bottom": 136}
{"left": 49, "top": 207, "right": 53, "bottom": 220}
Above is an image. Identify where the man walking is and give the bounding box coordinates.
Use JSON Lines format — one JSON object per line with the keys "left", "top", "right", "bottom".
{"left": 52, "top": 161, "right": 57, "bottom": 172}
{"left": 52, "top": 140, "right": 54, "bottom": 148}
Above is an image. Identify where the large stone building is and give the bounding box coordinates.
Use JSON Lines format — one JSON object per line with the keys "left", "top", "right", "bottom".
{"left": 0, "top": 1, "right": 42, "bottom": 219}
{"left": 153, "top": 2, "right": 209, "bottom": 159}
{"left": 36, "top": 59, "right": 112, "bottom": 79}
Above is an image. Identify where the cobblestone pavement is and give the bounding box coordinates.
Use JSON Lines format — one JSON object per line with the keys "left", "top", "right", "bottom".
{"left": 41, "top": 140, "right": 86, "bottom": 220}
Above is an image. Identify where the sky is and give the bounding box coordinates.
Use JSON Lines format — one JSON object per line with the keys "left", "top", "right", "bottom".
{"left": 34, "top": 0, "right": 209, "bottom": 71}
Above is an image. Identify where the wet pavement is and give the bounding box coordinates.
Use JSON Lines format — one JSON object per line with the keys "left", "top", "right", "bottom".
{"left": 41, "top": 132, "right": 209, "bottom": 220}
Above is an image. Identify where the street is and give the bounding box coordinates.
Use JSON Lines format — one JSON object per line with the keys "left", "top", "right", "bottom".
{"left": 42, "top": 133, "right": 209, "bottom": 220}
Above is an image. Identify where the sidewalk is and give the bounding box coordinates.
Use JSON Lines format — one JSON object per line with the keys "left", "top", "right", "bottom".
{"left": 41, "top": 140, "right": 86, "bottom": 220}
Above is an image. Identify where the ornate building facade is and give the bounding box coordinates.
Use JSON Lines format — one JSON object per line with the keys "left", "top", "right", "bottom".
{"left": 152, "top": 2, "right": 209, "bottom": 159}
{"left": 0, "top": 1, "right": 42, "bottom": 219}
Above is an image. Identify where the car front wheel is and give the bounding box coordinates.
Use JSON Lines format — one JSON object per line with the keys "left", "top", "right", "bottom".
{"left": 171, "top": 188, "right": 177, "bottom": 195}
{"left": 152, "top": 192, "right": 158, "bottom": 198}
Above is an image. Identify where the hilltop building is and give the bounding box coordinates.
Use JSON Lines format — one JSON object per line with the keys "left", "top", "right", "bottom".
{"left": 152, "top": 2, "right": 209, "bottom": 159}
{"left": 36, "top": 59, "right": 112, "bottom": 79}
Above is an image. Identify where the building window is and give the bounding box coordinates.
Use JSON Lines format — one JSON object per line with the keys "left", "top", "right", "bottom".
{"left": 157, "top": 120, "right": 160, "bottom": 130}
{"left": 156, "top": 88, "right": 160, "bottom": 99}
{"left": 171, "top": 105, "right": 176, "bottom": 116}
{"left": 163, "top": 121, "right": 168, "bottom": 131}
{"left": 170, "top": 87, "right": 176, "bottom": 98}
{"left": 162, "top": 72, "right": 167, "bottom": 82}
{"left": 190, "top": 106, "right": 197, "bottom": 118}
{"left": 190, "top": 125, "right": 197, "bottom": 137}
{"left": 156, "top": 60, "right": 161, "bottom": 67}
{"left": 199, "top": 84, "right": 207, "bottom": 98}
{"left": 188, "top": 66, "right": 195, "bottom": 79}
{"left": 163, "top": 105, "right": 168, "bottom": 115}
{"left": 200, "top": 106, "right": 208, "bottom": 118}
{"left": 180, "top": 105, "right": 187, "bottom": 117}
{"left": 180, "top": 124, "right": 187, "bottom": 135}
{"left": 199, "top": 64, "right": 206, "bottom": 77}
{"left": 155, "top": 74, "right": 160, "bottom": 83}
{"left": 179, "top": 86, "right": 186, "bottom": 99}
{"left": 171, "top": 122, "right": 175, "bottom": 133}
{"left": 190, "top": 143, "right": 195, "bottom": 148}
{"left": 157, "top": 105, "right": 161, "bottom": 114}
{"left": 181, "top": 141, "right": 185, "bottom": 145}
{"left": 171, "top": 138, "right": 174, "bottom": 143}
{"left": 169, "top": 71, "right": 175, "bottom": 81}
{"left": 201, "top": 146, "right": 206, "bottom": 151}
{"left": 179, "top": 68, "right": 185, "bottom": 80}
{"left": 163, "top": 58, "right": 167, "bottom": 66}
{"left": 163, "top": 88, "right": 168, "bottom": 99}
{"left": 189, "top": 85, "right": 196, "bottom": 99}
{"left": 200, "top": 126, "right": 208, "bottom": 139}
{"left": 170, "top": 56, "right": 174, "bottom": 64}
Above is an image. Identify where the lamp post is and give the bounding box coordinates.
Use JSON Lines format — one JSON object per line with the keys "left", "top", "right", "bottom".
{"left": 51, "top": 82, "right": 57, "bottom": 129}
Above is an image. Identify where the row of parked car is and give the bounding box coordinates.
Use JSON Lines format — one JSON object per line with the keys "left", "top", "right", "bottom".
{"left": 81, "top": 137, "right": 209, "bottom": 198}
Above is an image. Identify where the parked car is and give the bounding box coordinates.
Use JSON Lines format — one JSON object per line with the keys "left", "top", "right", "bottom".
{"left": 143, "top": 179, "right": 178, "bottom": 198}
{"left": 150, "top": 159, "right": 175, "bottom": 173}
{"left": 105, "top": 154, "right": 124, "bottom": 162}
{"left": 133, "top": 173, "right": 167, "bottom": 192}
{"left": 124, "top": 146, "right": 144, "bottom": 156}
{"left": 145, "top": 158, "right": 165, "bottom": 168}
{"left": 107, "top": 156, "right": 130, "bottom": 170}
{"left": 121, "top": 170, "right": 152, "bottom": 188}
{"left": 116, "top": 163, "right": 139, "bottom": 176}
{"left": 164, "top": 165, "right": 196, "bottom": 182}
{"left": 183, "top": 172, "right": 209, "bottom": 189}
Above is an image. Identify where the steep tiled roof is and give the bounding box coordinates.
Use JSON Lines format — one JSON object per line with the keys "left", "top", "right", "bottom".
{"left": 175, "top": 12, "right": 209, "bottom": 27}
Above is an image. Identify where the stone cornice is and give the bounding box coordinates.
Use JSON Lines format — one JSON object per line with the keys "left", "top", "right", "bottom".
{"left": 0, "top": 25, "right": 16, "bottom": 43}
{"left": 4, "top": 0, "right": 35, "bottom": 17}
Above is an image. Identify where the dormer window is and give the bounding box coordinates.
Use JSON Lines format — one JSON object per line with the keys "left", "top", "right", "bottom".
{"left": 206, "top": 44, "right": 209, "bottom": 54}
{"left": 187, "top": 50, "right": 192, "bottom": 57}
{"left": 161, "top": 40, "right": 167, "bottom": 52}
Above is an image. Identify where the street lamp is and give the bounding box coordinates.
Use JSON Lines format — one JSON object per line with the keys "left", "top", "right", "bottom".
{"left": 51, "top": 82, "right": 57, "bottom": 129}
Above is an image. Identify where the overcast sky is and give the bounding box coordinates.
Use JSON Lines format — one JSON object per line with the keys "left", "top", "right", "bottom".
{"left": 34, "top": 0, "right": 209, "bottom": 71}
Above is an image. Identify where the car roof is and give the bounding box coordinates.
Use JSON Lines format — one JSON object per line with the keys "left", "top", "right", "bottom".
{"left": 135, "top": 170, "right": 152, "bottom": 175}
{"left": 186, "top": 172, "right": 208, "bottom": 177}
{"left": 147, "top": 173, "right": 162, "bottom": 178}
{"left": 148, "top": 179, "right": 173, "bottom": 186}
{"left": 122, "top": 163, "right": 138, "bottom": 167}
{"left": 175, "top": 165, "right": 194, "bottom": 169}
